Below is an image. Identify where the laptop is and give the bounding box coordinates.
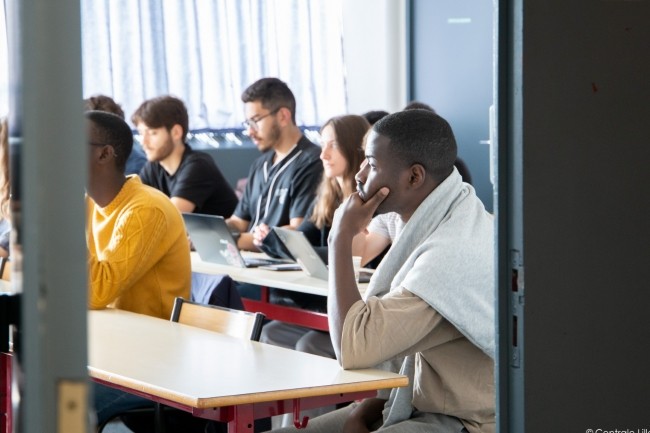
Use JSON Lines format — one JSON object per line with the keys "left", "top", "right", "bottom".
{"left": 272, "top": 227, "right": 374, "bottom": 282}
{"left": 182, "top": 213, "right": 292, "bottom": 268}
{"left": 271, "top": 227, "right": 330, "bottom": 280}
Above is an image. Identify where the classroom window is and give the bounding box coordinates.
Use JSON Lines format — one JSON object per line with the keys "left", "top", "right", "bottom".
{"left": 1, "top": 1, "right": 347, "bottom": 128}
{"left": 79, "top": 0, "right": 347, "bottom": 131}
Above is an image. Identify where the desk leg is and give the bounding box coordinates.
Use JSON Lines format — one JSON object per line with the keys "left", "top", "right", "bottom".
{"left": 1, "top": 352, "right": 12, "bottom": 433}
{"left": 228, "top": 403, "right": 254, "bottom": 433}
{"left": 260, "top": 286, "right": 269, "bottom": 304}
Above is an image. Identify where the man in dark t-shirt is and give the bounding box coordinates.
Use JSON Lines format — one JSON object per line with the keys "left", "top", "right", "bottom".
{"left": 132, "top": 95, "right": 238, "bottom": 217}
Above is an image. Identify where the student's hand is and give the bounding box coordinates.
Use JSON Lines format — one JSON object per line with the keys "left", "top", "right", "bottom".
{"left": 252, "top": 223, "right": 271, "bottom": 247}
{"left": 330, "top": 187, "right": 390, "bottom": 241}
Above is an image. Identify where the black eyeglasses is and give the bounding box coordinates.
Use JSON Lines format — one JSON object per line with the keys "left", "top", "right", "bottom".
{"left": 242, "top": 108, "right": 281, "bottom": 131}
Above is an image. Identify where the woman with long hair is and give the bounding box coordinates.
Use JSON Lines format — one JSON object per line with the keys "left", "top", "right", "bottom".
{"left": 261, "top": 114, "right": 371, "bottom": 359}
{"left": 301, "top": 114, "right": 369, "bottom": 246}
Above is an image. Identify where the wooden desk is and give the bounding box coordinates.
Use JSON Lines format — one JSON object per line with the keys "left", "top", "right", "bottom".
{"left": 191, "top": 252, "right": 368, "bottom": 331}
{"left": 88, "top": 309, "right": 407, "bottom": 433}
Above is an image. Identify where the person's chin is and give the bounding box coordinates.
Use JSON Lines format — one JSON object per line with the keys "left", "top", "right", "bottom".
{"left": 255, "top": 141, "right": 271, "bottom": 152}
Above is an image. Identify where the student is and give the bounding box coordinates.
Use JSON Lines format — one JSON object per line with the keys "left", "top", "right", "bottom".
{"left": 358, "top": 101, "right": 474, "bottom": 266}
{"left": 83, "top": 94, "right": 147, "bottom": 176}
{"left": 271, "top": 109, "right": 495, "bottom": 433}
{"left": 86, "top": 110, "right": 192, "bottom": 427}
{"left": 132, "top": 95, "right": 238, "bottom": 217}
{"left": 260, "top": 114, "right": 370, "bottom": 358}
{"left": 86, "top": 110, "right": 191, "bottom": 319}
{"left": 226, "top": 77, "right": 323, "bottom": 251}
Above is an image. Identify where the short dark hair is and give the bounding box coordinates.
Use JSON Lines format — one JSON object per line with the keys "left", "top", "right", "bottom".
{"left": 403, "top": 100, "right": 436, "bottom": 114}
{"left": 241, "top": 78, "right": 296, "bottom": 123}
{"left": 84, "top": 95, "right": 125, "bottom": 119}
{"left": 86, "top": 110, "right": 133, "bottom": 173}
{"left": 361, "top": 110, "right": 389, "bottom": 125}
{"left": 131, "top": 95, "right": 189, "bottom": 142}
{"left": 373, "top": 110, "right": 456, "bottom": 183}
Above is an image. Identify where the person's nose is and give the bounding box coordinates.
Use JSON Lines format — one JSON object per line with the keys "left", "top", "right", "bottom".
{"left": 355, "top": 160, "right": 369, "bottom": 184}
{"left": 320, "top": 147, "right": 329, "bottom": 160}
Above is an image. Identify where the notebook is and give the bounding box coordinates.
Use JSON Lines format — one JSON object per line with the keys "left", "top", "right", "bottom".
{"left": 182, "top": 213, "right": 292, "bottom": 268}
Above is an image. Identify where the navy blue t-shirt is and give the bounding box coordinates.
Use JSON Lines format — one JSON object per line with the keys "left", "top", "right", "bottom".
{"left": 234, "top": 136, "right": 323, "bottom": 231}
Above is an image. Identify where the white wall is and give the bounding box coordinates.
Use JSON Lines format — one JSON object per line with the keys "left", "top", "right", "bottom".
{"left": 341, "top": 0, "right": 407, "bottom": 115}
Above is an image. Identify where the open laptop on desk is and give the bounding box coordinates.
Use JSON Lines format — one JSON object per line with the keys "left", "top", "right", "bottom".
{"left": 271, "top": 227, "right": 373, "bottom": 284}
{"left": 272, "top": 227, "right": 329, "bottom": 280}
{"left": 182, "top": 213, "right": 292, "bottom": 268}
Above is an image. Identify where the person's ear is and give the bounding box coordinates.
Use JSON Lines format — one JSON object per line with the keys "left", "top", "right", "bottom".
{"left": 408, "top": 164, "right": 426, "bottom": 188}
{"left": 97, "top": 145, "right": 115, "bottom": 164}
{"left": 170, "top": 124, "right": 184, "bottom": 142}
{"left": 277, "top": 107, "right": 292, "bottom": 127}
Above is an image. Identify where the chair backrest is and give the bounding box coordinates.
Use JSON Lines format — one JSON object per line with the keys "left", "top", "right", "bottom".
{"left": 170, "top": 297, "right": 265, "bottom": 341}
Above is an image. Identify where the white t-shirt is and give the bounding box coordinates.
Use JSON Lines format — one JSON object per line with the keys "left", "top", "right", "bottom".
{"left": 367, "top": 212, "right": 405, "bottom": 242}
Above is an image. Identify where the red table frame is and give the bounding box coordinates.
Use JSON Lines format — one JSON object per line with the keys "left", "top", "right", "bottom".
{"left": 242, "top": 287, "right": 329, "bottom": 331}
{"left": 93, "top": 377, "right": 373, "bottom": 433}
{"left": 1, "top": 352, "right": 12, "bottom": 433}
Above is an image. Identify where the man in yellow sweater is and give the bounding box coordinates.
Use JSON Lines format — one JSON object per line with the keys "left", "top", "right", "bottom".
{"left": 86, "top": 110, "right": 190, "bottom": 319}
{"left": 86, "top": 110, "right": 191, "bottom": 426}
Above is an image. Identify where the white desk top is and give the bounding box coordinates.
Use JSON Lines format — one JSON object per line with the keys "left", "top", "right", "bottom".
{"left": 88, "top": 309, "right": 407, "bottom": 409}
{"left": 191, "top": 252, "right": 368, "bottom": 297}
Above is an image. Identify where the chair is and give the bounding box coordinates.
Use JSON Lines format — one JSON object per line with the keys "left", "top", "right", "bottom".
{"left": 114, "top": 299, "right": 265, "bottom": 433}
{"left": 171, "top": 297, "right": 264, "bottom": 341}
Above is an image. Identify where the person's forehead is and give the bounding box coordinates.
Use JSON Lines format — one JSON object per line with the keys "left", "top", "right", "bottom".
{"left": 244, "top": 100, "right": 265, "bottom": 115}
{"left": 136, "top": 123, "right": 164, "bottom": 131}
{"left": 365, "top": 131, "right": 391, "bottom": 158}
{"left": 320, "top": 123, "right": 336, "bottom": 139}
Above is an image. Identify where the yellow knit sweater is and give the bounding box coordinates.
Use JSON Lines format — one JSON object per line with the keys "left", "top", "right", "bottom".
{"left": 87, "top": 175, "right": 190, "bottom": 319}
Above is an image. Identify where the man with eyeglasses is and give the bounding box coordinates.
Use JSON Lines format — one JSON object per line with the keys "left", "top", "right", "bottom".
{"left": 226, "top": 77, "right": 323, "bottom": 251}
{"left": 85, "top": 110, "right": 191, "bottom": 427}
